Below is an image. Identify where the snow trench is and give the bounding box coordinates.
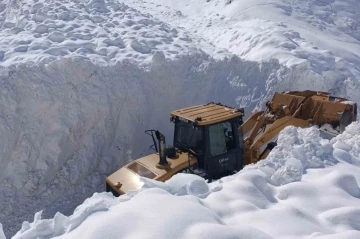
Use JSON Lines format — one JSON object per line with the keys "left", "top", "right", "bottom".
{"left": 8, "top": 121, "right": 360, "bottom": 239}
{"left": 0, "top": 52, "right": 288, "bottom": 237}
{"left": 0, "top": 52, "right": 359, "bottom": 237}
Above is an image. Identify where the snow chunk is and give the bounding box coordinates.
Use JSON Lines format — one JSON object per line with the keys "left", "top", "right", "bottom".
{"left": 249, "top": 126, "right": 336, "bottom": 186}
{"left": 13, "top": 46, "right": 29, "bottom": 53}
{"left": 165, "top": 173, "right": 210, "bottom": 198}
{"left": 130, "top": 40, "right": 152, "bottom": 54}
{"left": 48, "top": 32, "right": 66, "bottom": 43}
{"left": 10, "top": 27, "right": 24, "bottom": 34}
{"left": 103, "top": 38, "right": 125, "bottom": 48}
{"left": 271, "top": 164, "right": 302, "bottom": 185}
{"left": 141, "top": 173, "right": 211, "bottom": 198}
{"left": 34, "top": 24, "right": 49, "bottom": 34}
{"left": 140, "top": 177, "right": 172, "bottom": 193}
{"left": 332, "top": 121, "right": 360, "bottom": 158}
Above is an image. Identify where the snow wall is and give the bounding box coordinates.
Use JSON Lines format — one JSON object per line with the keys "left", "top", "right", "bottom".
{"left": 0, "top": 52, "right": 359, "bottom": 237}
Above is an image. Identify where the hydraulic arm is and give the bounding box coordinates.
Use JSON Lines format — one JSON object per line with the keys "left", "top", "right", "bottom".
{"left": 240, "top": 91, "right": 357, "bottom": 165}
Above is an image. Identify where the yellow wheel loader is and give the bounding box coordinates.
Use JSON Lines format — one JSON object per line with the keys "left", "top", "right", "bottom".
{"left": 106, "top": 90, "right": 357, "bottom": 196}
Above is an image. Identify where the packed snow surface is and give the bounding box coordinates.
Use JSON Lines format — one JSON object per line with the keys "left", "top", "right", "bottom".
{"left": 123, "top": 0, "right": 360, "bottom": 69}
{"left": 9, "top": 122, "right": 360, "bottom": 239}
{"left": 0, "top": 0, "right": 213, "bottom": 66}
{"left": 1, "top": 0, "right": 360, "bottom": 237}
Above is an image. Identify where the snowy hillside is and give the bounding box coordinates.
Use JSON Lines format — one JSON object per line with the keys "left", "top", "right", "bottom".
{"left": 123, "top": 0, "right": 360, "bottom": 102}
{"left": 0, "top": 0, "right": 360, "bottom": 237}
{"left": 8, "top": 122, "right": 360, "bottom": 239}
{"left": 123, "top": 0, "right": 360, "bottom": 69}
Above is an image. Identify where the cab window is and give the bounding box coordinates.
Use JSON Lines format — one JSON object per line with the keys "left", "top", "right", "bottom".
{"left": 209, "top": 121, "right": 236, "bottom": 156}
{"left": 174, "top": 120, "right": 204, "bottom": 154}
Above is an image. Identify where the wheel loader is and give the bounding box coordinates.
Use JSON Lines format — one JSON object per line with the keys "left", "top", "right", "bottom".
{"left": 106, "top": 90, "right": 357, "bottom": 196}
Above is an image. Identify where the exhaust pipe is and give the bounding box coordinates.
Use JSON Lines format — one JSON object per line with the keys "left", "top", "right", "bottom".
{"left": 155, "top": 130, "right": 170, "bottom": 168}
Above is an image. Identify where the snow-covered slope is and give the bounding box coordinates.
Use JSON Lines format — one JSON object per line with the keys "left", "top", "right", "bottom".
{"left": 123, "top": 0, "right": 360, "bottom": 69}
{"left": 122, "top": 0, "right": 360, "bottom": 103}
{"left": 8, "top": 122, "right": 360, "bottom": 239}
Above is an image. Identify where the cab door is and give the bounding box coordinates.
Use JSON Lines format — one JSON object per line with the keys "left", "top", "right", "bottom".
{"left": 205, "top": 119, "right": 242, "bottom": 179}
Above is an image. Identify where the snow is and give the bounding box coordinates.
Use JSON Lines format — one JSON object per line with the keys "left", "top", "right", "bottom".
{"left": 0, "top": 0, "right": 211, "bottom": 67}
{"left": 0, "top": 225, "right": 5, "bottom": 239}
{"left": 1, "top": 0, "right": 360, "bottom": 237}
{"left": 123, "top": 0, "right": 360, "bottom": 67}
{"left": 122, "top": 0, "right": 360, "bottom": 104}
{"left": 9, "top": 122, "right": 360, "bottom": 239}
{"left": 141, "top": 173, "right": 214, "bottom": 198}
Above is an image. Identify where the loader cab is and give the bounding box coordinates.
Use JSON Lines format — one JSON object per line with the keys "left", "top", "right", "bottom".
{"left": 105, "top": 102, "right": 244, "bottom": 197}
{"left": 171, "top": 103, "right": 244, "bottom": 180}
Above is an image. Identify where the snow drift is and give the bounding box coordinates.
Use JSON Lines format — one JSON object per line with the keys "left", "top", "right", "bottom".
{"left": 9, "top": 122, "right": 360, "bottom": 239}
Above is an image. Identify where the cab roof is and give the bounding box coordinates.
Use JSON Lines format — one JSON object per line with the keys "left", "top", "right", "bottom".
{"left": 170, "top": 102, "right": 244, "bottom": 126}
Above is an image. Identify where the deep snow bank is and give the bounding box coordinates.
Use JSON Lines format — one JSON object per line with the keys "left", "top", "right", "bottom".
{"left": 0, "top": 52, "right": 294, "bottom": 236}
{"left": 10, "top": 122, "right": 360, "bottom": 239}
